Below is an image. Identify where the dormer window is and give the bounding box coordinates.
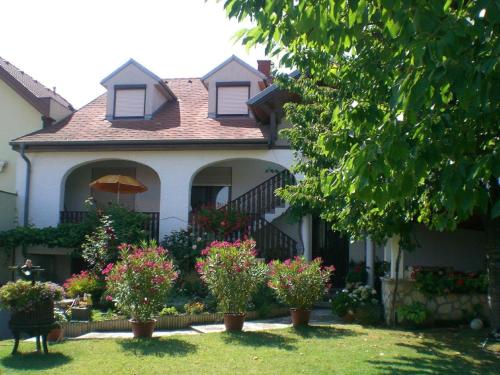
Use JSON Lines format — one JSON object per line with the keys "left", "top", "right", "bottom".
{"left": 216, "top": 82, "right": 250, "bottom": 116}
{"left": 113, "top": 85, "right": 146, "bottom": 119}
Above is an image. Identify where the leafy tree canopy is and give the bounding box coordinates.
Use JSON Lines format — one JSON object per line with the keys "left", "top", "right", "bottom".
{"left": 221, "top": 0, "right": 499, "bottom": 247}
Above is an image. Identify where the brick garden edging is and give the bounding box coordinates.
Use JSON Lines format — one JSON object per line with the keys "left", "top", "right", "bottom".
{"left": 61, "top": 307, "right": 290, "bottom": 338}
{"left": 380, "top": 277, "right": 488, "bottom": 325}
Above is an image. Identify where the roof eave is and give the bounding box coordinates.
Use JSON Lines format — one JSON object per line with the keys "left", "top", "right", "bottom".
{"left": 201, "top": 55, "right": 267, "bottom": 81}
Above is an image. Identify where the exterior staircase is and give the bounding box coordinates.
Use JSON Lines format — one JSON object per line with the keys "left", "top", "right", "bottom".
{"left": 192, "top": 169, "right": 300, "bottom": 260}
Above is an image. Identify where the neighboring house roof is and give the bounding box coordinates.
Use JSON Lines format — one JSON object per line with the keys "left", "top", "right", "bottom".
{"left": 0, "top": 56, "right": 74, "bottom": 116}
{"left": 100, "top": 58, "right": 176, "bottom": 100}
{"left": 201, "top": 55, "right": 267, "bottom": 81}
{"left": 12, "top": 78, "right": 269, "bottom": 149}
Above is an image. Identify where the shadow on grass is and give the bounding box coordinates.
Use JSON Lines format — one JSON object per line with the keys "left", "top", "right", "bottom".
{"left": 293, "top": 325, "right": 361, "bottom": 339}
{"left": 368, "top": 329, "right": 499, "bottom": 374}
{"left": 222, "top": 331, "right": 298, "bottom": 350}
{"left": 1, "top": 352, "right": 72, "bottom": 370}
{"left": 118, "top": 337, "right": 197, "bottom": 357}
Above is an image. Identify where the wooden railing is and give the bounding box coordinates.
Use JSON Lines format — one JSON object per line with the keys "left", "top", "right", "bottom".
{"left": 60, "top": 211, "right": 160, "bottom": 241}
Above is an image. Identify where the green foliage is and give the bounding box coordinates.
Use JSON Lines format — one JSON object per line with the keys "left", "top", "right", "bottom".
{"left": 397, "top": 302, "right": 429, "bottom": 326}
{"left": 162, "top": 229, "right": 210, "bottom": 273}
{"left": 331, "top": 291, "right": 354, "bottom": 317}
{"left": 0, "top": 280, "right": 63, "bottom": 312}
{"left": 0, "top": 204, "right": 149, "bottom": 255}
{"left": 105, "top": 243, "right": 178, "bottom": 322}
{"left": 250, "top": 283, "right": 282, "bottom": 318}
{"left": 196, "top": 240, "right": 267, "bottom": 313}
{"left": 331, "top": 285, "right": 381, "bottom": 325}
{"left": 221, "top": 0, "right": 499, "bottom": 244}
{"left": 267, "top": 257, "right": 334, "bottom": 309}
{"left": 159, "top": 306, "right": 179, "bottom": 316}
{"left": 411, "top": 267, "right": 488, "bottom": 296}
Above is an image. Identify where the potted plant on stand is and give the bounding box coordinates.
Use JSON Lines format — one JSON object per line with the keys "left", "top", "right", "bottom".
{"left": 268, "top": 257, "right": 334, "bottom": 327}
{"left": 196, "top": 240, "right": 266, "bottom": 331}
{"left": 105, "top": 242, "right": 178, "bottom": 338}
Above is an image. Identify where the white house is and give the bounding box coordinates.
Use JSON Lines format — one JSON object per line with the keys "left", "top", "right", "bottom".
{"left": 8, "top": 56, "right": 487, "bottom": 292}
{"left": 0, "top": 56, "right": 73, "bottom": 231}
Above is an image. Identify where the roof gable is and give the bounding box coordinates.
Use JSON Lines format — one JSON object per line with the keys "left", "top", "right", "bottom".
{"left": 100, "top": 58, "right": 176, "bottom": 100}
{"left": 201, "top": 55, "right": 266, "bottom": 81}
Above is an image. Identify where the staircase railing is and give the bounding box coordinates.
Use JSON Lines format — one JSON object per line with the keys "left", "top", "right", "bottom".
{"left": 190, "top": 169, "right": 299, "bottom": 260}
{"left": 224, "top": 169, "right": 295, "bottom": 216}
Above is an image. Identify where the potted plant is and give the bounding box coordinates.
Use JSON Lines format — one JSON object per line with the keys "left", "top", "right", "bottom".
{"left": 63, "top": 270, "right": 104, "bottom": 307}
{"left": 268, "top": 257, "right": 334, "bottom": 327}
{"left": 196, "top": 240, "right": 267, "bottom": 331}
{"left": 105, "top": 241, "right": 178, "bottom": 338}
{"left": 0, "top": 281, "right": 63, "bottom": 325}
{"left": 47, "top": 309, "right": 67, "bottom": 342}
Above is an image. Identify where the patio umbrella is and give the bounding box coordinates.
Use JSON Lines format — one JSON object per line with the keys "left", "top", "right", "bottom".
{"left": 89, "top": 175, "right": 148, "bottom": 203}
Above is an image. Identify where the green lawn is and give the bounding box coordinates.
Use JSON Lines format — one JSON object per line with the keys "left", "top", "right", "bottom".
{"left": 0, "top": 325, "right": 498, "bottom": 374}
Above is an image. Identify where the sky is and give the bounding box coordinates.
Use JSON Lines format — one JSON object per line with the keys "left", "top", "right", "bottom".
{"left": 1, "top": 0, "right": 271, "bottom": 109}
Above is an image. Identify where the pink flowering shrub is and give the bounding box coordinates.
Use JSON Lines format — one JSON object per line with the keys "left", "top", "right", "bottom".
{"left": 268, "top": 257, "right": 335, "bottom": 309}
{"left": 63, "top": 270, "right": 104, "bottom": 304}
{"left": 104, "top": 242, "right": 178, "bottom": 322}
{"left": 196, "top": 240, "right": 267, "bottom": 313}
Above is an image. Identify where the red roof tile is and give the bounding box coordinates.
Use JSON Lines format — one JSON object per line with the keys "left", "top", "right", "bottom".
{"left": 13, "top": 78, "right": 269, "bottom": 146}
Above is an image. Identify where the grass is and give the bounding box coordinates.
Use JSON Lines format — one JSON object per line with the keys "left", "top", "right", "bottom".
{"left": 0, "top": 325, "right": 498, "bottom": 374}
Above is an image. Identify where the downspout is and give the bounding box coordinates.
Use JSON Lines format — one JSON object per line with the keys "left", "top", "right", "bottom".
{"left": 20, "top": 143, "right": 31, "bottom": 226}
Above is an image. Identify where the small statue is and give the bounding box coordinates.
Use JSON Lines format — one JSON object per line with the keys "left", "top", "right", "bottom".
{"left": 9, "top": 259, "right": 44, "bottom": 285}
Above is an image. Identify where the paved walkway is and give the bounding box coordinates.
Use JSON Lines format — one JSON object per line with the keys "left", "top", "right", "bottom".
{"left": 27, "top": 309, "right": 337, "bottom": 341}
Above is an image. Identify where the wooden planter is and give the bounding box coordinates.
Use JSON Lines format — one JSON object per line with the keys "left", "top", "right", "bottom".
{"left": 10, "top": 300, "right": 54, "bottom": 326}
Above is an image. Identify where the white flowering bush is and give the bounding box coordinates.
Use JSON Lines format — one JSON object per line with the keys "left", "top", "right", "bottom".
{"left": 332, "top": 285, "right": 382, "bottom": 324}
{"left": 161, "top": 229, "right": 210, "bottom": 273}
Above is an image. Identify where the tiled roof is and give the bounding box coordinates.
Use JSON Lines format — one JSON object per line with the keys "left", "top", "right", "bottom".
{"left": 12, "top": 78, "right": 269, "bottom": 146}
{"left": 0, "top": 56, "right": 73, "bottom": 110}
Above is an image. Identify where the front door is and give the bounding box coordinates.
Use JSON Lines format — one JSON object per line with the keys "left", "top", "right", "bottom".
{"left": 312, "top": 217, "right": 349, "bottom": 288}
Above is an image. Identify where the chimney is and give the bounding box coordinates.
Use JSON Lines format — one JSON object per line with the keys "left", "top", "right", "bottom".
{"left": 257, "top": 60, "right": 272, "bottom": 79}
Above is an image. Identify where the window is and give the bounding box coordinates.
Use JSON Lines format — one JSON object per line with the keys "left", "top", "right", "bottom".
{"left": 114, "top": 85, "right": 146, "bottom": 118}
{"left": 216, "top": 82, "right": 250, "bottom": 116}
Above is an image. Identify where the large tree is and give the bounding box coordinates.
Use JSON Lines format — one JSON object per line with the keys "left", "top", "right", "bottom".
{"left": 220, "top": 0, "right": 500, "bottom": 332}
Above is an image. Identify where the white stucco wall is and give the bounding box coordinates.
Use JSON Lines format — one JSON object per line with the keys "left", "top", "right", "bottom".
{"left": 348, "top": 225, "right": 487, "bottom": 272}
{"left": 213, "top": 158, "right": 284, "bottom": 198}
{"left": 204, "top": 60, "right": 264, "bottom": 118}
{"left": 17, "top": 149, "right": 295, "bottom": 240}
{"left": 102, "top": 63, "right": 167, "bottom": 119}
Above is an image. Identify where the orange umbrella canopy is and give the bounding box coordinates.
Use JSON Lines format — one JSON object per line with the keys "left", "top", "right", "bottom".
{"left": 89, "top": 175, "right": 148, "bottom": 194}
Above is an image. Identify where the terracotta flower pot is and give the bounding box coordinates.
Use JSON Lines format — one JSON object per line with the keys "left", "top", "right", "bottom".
{"left": 47, "top": 326, "right": 63, "bottom": 342}
{"left": 224, "top": 313, "right": 246, "bottom": 331}
{"left": 130, "top": 319, "right": 156, "bottom": 338}
{"left": 290, "top": 308, "right": 311, "bottom": 327}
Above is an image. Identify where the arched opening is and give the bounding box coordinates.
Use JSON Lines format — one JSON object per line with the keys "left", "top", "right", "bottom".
{"left": 189, "top": 158, "right": 300, "bottom": 260}
{"left": 61, "top": 159, "right": 161, "bottom": 238}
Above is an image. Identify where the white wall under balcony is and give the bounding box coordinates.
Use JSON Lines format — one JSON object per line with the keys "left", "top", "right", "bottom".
{"left": 16, "top": 148, "right": 295, "bottom": 240}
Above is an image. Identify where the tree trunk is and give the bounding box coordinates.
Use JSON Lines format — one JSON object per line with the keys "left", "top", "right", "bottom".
{"left": 484, "top": 215, "right": 500, "bottom": 335}
{"left": 390, "top": 247, "right": 402, "bottom": 326}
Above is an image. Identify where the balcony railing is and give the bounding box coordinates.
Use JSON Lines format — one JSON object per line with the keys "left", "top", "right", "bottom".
{"left": 60, "top": 211, "right": 160, "bottom": 241}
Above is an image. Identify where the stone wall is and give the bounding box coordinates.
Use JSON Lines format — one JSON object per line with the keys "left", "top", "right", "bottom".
{"left": 380, "top": 277, "right": 488, "bottom": 325}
